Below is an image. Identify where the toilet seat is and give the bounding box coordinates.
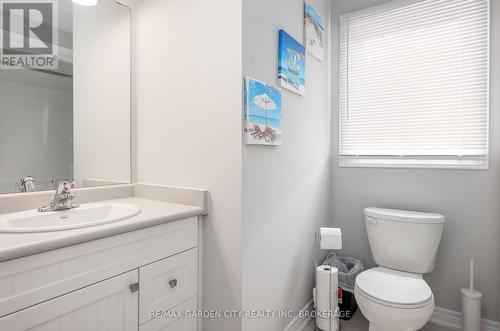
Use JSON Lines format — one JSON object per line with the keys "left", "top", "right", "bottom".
{"left": 355, "top": 267, "right": 433, "bottom": 309}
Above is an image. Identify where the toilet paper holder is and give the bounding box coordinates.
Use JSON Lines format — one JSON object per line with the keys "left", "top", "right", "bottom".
{"left": 314, "top": 228, "right": 342, "bottom": 331}
{"left": 315, "top": 228, "right": 342, "bottom": 269}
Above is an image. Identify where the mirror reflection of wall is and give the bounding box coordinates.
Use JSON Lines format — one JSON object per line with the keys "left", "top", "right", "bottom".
{"left": 0, "top": 0, "right": 131, "bottom": 194}
{"left": 0, "top": 69, "right": 74, "bottom": 193}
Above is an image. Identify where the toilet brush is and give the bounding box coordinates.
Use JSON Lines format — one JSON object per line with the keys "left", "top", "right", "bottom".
{"left": 461, "top": 260, "right": 482, "bottom": 331}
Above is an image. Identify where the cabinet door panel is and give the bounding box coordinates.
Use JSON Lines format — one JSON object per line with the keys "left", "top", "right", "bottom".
{"left": 139, "top": 249, "right": 197, "bottom": 325}
{"left": 0, "top": 270, "right": 138, "bottom": 331}
{"left": 139, "top": 296, "right": 197, "bottom": 331}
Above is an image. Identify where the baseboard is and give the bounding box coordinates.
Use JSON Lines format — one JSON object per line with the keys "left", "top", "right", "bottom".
{"left": 283, "top": 299, "right": 314, "bottom": 331}
{"left": 430, "top": 307, "right": 462, "bottom": 329}
{"left": 285, "top": 302, "right": 500, "bottom": 331}
{"left": 430, "top": 307, "right": 500, "bottom": 331}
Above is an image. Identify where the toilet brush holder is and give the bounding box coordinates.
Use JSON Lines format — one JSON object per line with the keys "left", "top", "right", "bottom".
{"left": 461, "top": 288, "right": 482, "bottom": 331}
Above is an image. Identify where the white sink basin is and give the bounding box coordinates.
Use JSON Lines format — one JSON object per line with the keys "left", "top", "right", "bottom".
{"left": 0, "top": 203, "right": 141, "bottom": 233}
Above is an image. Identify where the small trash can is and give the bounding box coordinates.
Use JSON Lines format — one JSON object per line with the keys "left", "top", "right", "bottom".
{"left": 323, "top": 255, "right": 364, "bottom": 320}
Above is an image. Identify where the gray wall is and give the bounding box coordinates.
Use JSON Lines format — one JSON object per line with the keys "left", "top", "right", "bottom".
{"left": 331, "top": 0, "right": 500, "bottom": 321}
{"left": 242, "top": 0, "right": 331, "bottom": 330}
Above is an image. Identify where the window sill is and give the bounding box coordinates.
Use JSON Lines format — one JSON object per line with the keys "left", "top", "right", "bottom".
{"left": 339, "top": 156, "right": 489, "bottom": 170}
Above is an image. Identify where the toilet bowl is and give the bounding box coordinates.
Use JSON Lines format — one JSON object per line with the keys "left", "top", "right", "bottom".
{"left": 354, "top": 267, "right": 435, "bottom": 331}
{"left": 356, "top": 208, "right": 445, "bottom": 331}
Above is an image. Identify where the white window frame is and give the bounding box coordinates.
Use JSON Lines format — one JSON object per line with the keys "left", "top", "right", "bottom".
{"left": 338, "top": 0, "right": 490, "bottom": 170}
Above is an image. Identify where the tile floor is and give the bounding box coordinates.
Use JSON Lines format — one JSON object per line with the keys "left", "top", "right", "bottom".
{"left": 304, "top": 311, "right": 453, "bottom": 331}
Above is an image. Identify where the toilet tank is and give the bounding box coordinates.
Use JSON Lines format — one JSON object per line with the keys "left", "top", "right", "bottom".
{"left": 364, "top": 207, "right": 445, "bottom": 274}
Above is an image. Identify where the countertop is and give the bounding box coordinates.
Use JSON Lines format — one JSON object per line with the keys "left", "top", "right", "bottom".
{"left": 0, "top": 197, "right": 204, "bottom": 262}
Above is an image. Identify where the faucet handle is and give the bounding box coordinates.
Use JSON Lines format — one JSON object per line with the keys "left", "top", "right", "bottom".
{"left": 20, "top": 176, "right": 36, "bottom": 192}
{"left": 55, "top": 180, "right": 74, "bottom": 194}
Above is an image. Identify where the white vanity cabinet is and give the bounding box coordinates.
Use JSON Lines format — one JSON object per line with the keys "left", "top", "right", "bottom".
{"left": 0, "top": 216, "right": 201, "bottom": 331}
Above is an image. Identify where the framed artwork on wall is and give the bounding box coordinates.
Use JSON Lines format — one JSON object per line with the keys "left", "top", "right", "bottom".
{"left": 244, "top": 77, "right": 282, "bottom": 146}
{"left": 278, "top": 29, "right": 306, "bottom": 95}
{"left": 304, "top": 2, "right": 325, "bottom": 61}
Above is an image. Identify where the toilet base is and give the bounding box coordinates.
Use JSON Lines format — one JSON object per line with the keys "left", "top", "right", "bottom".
{"left": 355, "top": 285, "right": 434, "bottom": 331}
{"left": 369, "top": 323, "right": 417, "bottom": 331}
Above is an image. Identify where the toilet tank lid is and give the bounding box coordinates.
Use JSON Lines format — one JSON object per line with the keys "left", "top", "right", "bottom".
{"left": 364, "top": 208, "right": 445, "bottom": 224}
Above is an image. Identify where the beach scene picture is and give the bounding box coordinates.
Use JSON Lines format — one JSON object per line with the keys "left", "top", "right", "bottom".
{"left": 244, "top": 77, "right": 282, "bottom": 146}
{"left": 278, "top": 29, "right": 306, "bottom": 95}
{"left": 304, "top": 2, "right": 325, "bottom": 61}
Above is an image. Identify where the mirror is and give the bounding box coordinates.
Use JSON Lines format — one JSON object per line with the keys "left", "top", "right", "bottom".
{"left": 0, "top": 0, "right": 131, "bottom": 194}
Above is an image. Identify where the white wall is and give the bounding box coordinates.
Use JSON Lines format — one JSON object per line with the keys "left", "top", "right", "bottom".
{"left": 331, "top": 0, "right": 500, "bottom": 321}
{"left": 73, "top": 0, "right": 131, "bottom": 187}
{"left": 242, "top": 0, "right": 331, "bottom": 330}
{"left": 134, "top": 0, "right": 243, "bottom": 330}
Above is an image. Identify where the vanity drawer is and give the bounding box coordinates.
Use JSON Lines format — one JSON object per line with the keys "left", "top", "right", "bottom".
{"left": 139, "top": 248, "right": 197, "bottom": 325}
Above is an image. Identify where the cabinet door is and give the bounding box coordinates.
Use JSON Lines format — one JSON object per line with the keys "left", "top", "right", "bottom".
{"left": 139, "top": 249, "right": 197, "bottom": 325}
{"left": 0, "top": 270, "right": 138, "bottom": 331}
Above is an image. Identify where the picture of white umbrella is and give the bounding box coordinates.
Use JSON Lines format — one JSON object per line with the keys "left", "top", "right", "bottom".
{"left": 253, "top": 93, "right": 276, "bottom": 128}
{"left": 244, "top": 78, "right": 282, "bottom": 146}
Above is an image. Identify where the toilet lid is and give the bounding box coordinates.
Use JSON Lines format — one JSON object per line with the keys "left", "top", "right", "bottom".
{"left": 355, "top": 267, "right": 432, "bottom": 306}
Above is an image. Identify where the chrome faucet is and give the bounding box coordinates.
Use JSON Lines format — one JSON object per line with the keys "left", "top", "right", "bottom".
{"left": 38, "top": 180, "right": 80, "bottom": 212}
{"left": 20, "top": 176, "right": 36, "bottom": 192}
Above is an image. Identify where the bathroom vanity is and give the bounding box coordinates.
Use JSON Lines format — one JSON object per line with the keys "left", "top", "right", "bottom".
{"left": 0, "top": 1, "right": 209, "bottom": 329}
{"left": 0, "top": 184, "right": 208, "bottom": 331}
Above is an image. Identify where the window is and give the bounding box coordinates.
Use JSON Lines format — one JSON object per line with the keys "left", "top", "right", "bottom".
{"left": 339, "top": 0, "right": 490, "bottom": 169}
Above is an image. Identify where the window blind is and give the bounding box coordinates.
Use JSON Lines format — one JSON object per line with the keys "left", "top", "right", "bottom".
{"left": 339, "top": 0, "right": 489, "bottom": 167}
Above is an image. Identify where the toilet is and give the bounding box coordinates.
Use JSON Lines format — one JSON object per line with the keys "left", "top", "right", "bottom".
{"left": 354, "top": 207, "right": 445, "bottom": 331}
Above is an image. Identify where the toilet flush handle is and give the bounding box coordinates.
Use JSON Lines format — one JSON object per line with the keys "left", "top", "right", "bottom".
{"left": 367, "top": 217, "right": 378, "bottom": 225}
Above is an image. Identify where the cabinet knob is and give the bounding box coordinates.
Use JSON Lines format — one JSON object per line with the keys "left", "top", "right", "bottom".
{"left": 129, "top": 282, "right": 139, "bottom": 293}
{"left": 169, "top": 279, "right": 178, "bottom": 288}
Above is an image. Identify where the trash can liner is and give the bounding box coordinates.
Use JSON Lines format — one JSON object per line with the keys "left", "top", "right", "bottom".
{"left": 323, "top": 255, "right": 364, "bottom": 293}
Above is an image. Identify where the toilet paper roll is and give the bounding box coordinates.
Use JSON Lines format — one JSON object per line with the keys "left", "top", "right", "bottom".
{"left": 319, "top": 228, "right": 342, "bottom": 250}
{"left": 315, "top": 265, "right": 339, "bottom": 331}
